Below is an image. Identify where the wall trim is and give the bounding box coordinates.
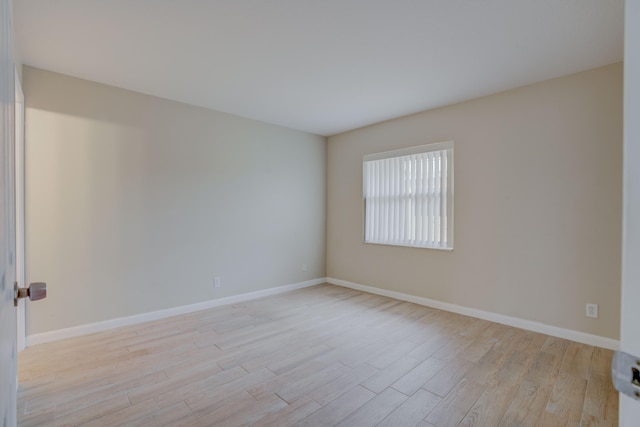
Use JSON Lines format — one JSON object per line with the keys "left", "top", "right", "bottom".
{"left": 26, "top": 278, "right": 324, "bottom": 347}
{"left": 326, "top": 277, "right": 620, "bottom": 350}
{"left": 27, "top": 276, "right": 620, "bottom": 351}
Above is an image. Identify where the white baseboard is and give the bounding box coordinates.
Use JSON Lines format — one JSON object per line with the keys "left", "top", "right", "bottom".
{"left": 326, "top": 277, "right": 620, "bottom": 351}
{"left": 27, "top": 276, "right": 620, "bottom": 351}
{"left": 26, "top": 278, "right": 324, "bottom": 347}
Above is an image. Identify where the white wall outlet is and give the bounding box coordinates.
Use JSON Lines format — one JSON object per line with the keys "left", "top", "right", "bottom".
{"left": 214, "top": 276, "right": 221, "bottom": 288}
{"left": 302, "top": 263, "right": 308, "bottom": 272}
{"left": 586, "top": 303, "right": 598, "bottom": 318}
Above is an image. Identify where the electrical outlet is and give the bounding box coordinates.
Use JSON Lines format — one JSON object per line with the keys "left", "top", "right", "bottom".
{"left": 214, "top": 276, "right": 221, "bottom": 288}
{"left": 302, "top": 263, "right": 308, "bottom": 272}
{"left": 586, "top": 303, "right": 598, "bottom": 318}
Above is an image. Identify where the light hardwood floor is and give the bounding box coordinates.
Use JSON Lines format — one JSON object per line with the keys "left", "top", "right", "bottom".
{"left": 17, "top": 284, "right": 618, "bottom": 426}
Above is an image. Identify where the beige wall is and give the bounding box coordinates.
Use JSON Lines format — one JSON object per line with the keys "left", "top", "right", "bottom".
{"left": 327, "top": 63, "right": 623, "bottom": 339}
{"left": 24, "top": 66, "right": 326, "bottom": 335}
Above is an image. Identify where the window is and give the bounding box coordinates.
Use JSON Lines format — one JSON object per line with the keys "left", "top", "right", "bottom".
{"left": 363, "top": 141, "right": 454, "bottom": 250}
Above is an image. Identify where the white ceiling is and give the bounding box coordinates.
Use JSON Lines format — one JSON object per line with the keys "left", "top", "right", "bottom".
{"left": 14, "top": 0, "right": 624, "bottom": 136}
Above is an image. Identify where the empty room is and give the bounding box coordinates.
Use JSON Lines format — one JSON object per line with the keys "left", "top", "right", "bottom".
{"left": 2, "top": 0, "right": 640, "bottom": 426}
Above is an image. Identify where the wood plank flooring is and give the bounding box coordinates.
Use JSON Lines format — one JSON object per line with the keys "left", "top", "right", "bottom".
{"left": 17, "top": 284, "right": 618, "bottom": 426}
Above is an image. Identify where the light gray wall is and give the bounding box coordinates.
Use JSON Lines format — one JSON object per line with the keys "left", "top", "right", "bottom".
{"left": 327, "top": 63, "right": 623, "bottom": 340}
{"left": 24, "top": 66, "right": 326, "bottom": 335}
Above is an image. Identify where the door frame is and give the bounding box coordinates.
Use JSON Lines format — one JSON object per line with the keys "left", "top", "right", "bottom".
{"left": 15, "top": 68, "right": 25, "bottom": 351}
{"left": 620, "top": 0, "right": 640, "bottom": 423}
{"left": 0, "top": 0, "right": 17, "bottom": 422}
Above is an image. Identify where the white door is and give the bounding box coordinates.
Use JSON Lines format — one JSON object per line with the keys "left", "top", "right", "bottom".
{"left": 15, "top": 70, "right": 25, "bottom": 352}
{"left": 0, "top": 0, "right": 17, "bottom": 424}
{"left": 620, "top": 0, "right": 640, "bottom": 424}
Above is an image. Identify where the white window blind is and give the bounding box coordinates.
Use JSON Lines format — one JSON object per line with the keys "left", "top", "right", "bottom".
{"left": 363, "top": 141, "right": 453, "bottom": 250}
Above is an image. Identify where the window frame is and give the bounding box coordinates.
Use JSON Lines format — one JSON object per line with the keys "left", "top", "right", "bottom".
{"left": 362, "top": 141, "right": 454, "bottom": 250}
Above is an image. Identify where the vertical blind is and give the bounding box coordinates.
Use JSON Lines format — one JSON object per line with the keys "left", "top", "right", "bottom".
{"left": 363, "top": 142, "right": 453, "bottom": 249}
